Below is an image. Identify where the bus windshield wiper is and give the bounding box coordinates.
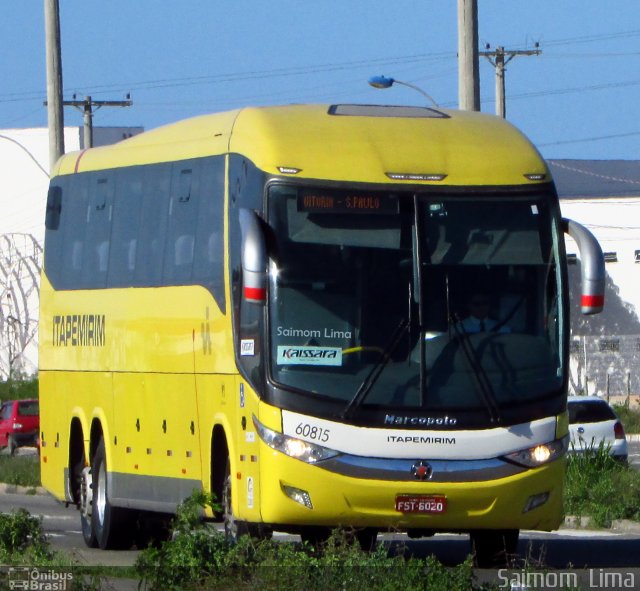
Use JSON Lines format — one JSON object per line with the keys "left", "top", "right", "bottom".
{"left": 339, "top": 319, "right": 410, "bottom": 421}
{"left": 450, "top": 314, "right": 501, "bottom": 424}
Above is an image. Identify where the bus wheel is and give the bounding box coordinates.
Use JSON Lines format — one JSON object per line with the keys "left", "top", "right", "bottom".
{"left": 222, "top": 458, "right": 272, "bottom": 541}
{"left": 91, "top": 438, "right": 131, "bottom": 549}
{"left": 221, "top": 463, "right": 236, "bottom": 539}
{"left": 355, "top": 528, "right": 378, "bottom": 552}
{"left": 80, "top": 465, "right": 98, "bottom": 548}
{"left": 300, "top": 527, "right": 331, "bottom": 548}
{"left": 222, "top": 458, "right": 248, "bottom": 541}
{"left": 134, "top": 512, "right": 172, "bottom": 549}
{"left": 470, "top": 529, "right": 519, "bottom": 568}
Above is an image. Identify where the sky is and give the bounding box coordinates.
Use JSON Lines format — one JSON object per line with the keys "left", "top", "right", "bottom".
{"left": 1, "top": 1, "right": 640, "bottom": 161}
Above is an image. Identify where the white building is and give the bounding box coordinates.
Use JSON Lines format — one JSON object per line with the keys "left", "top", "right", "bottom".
{"left": 0, "top": 127, "right": 142, "bottom": 379}
{"left": 550, "top": 160, "right": 640, "bottom": 398}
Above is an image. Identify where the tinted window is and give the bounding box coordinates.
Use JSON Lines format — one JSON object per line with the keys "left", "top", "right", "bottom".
{"left": 193, "top": 157, "right": 225, "bottom": 308}
{"left": 58, "top": 174, "right": 90, "bottom": 287}
{"left": 135, "top": 164, "right": 171, "bottom": 285}
{"left": 0, "top": 403, "right": 13, "bottom": 420}
{"left": 108, "top": 168, "right": 144, "bottom": 286}
{"left": 18, "top": 401, "right": 39, "bottom": 416}
{"left": 44, "top": 157, "right": 226, "bottom": 312}
{"left": 568, "top": 401, "right": 616, "bottom": 423}
{"left": 82, "top": 176, "right": 114, "bottom": 288}
{"left": 163, "top": 164, "right": 200, "bottom": 285}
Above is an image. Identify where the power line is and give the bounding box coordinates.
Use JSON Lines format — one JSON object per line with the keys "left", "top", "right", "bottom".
{"left": 540, "top": 131, "right": 640, "bottom": 147}
{"left": 479, "top": 45, "right": 541, "bottom": 118}
{"left": 0, "top": 51, "right": 455, "bottom": 105}
{"left": 56, "top": 95, "right": 133, "bottom": 148}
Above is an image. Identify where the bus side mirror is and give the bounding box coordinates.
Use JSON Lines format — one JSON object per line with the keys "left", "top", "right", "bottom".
{"left": 45, "top": 186, "right": 62, "bottom": 230}
{"left": 562, "top": 218, "right": 605, "bottom": 315}
{"left": 239, "top": 208, "right": 267, "bottom": 304}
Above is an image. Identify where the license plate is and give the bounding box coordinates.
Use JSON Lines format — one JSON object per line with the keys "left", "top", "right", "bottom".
{"left": 395, "top": 495, "right": 447, "bottom": 514}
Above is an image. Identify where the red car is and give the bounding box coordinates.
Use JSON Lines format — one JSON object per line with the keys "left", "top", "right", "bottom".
{"left": 0, "top": 399, "right": 39, "bottom": 455}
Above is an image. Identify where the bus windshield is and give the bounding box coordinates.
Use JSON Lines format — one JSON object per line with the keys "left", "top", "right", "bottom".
{"left": 267, "top": 184, "right": 564, "bottom": 415}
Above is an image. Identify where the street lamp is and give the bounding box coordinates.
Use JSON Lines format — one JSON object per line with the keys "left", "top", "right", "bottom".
{"left": 0, "top": 134, "right": 49, "bottom": 177}
{"left": 368, "top": 76, "right": 439, "bottom": 107}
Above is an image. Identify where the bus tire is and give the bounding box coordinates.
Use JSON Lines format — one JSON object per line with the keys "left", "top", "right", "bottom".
{"left": 80, "top": 465, "right": 98, "bottom": 548}
{"left": 81, "top": 513, "right": 98, "bottom": 548}
{"left": 222, "top": 457, "right": 271, "bottom": 541}
{"left": 91, "top": 438, "right": 131, "bottom": 549}
{"left": 355, "top": 528, "right": 378, "bottom": 552}
{"left": 300, "top": 526, "right": 331, "bottom": 548}
{"left": 470, "top": 529, "right": 519, "bottom": 568}
{"left": 222, "top": 457, "right": 248, "bottom": 541}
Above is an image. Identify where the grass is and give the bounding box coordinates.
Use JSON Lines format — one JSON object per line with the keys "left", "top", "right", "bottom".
{"left": 0, "top": 453, "right": 40, "bottom": 488}
{"left": 564, "top": 444, "right": 640, "bottom": 527}
{"left": 614, "top": 403, "right": 640, "bottom": 433}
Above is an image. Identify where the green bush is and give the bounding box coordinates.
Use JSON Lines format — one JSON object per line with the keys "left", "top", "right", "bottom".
{"left": 0, "top": 508, "right": 108, "bottom": 589}
{"left": 564, "top": 444, "right": 640, "bottom": 527}
{"left": 613, "top": 404, "right": 640, "bottom": 433}
{"left": 135, "top": 490, "right": 231, "bottom": 590}
{"left": 0, "top": 508, "right": 50, "bottom": 561}
{"left": 135, "top": 493, "right": 480, "bottom": 591}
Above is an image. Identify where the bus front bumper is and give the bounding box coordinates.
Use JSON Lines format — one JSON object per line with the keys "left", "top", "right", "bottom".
{"left": 257, "top": 448, "right": 565, "bottom": 532}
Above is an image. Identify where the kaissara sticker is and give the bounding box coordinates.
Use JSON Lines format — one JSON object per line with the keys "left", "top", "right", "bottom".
{"left": 277, "top": 345, "right": 342, "bottom": 366}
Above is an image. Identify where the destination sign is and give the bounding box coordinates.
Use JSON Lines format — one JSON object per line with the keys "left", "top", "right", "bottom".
{"left": 298, "top": 189, "right": 399, "bottom": 214}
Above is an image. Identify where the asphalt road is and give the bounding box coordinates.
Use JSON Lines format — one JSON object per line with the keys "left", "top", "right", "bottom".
{"left": 1, "top": 484, "right": 639, "bottom": 569}
{"left": 1, "top": 440, "right": 639, "bottom": 589}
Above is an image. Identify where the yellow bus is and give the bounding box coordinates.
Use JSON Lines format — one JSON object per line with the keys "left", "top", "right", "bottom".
{"left": 39, "top": 103, "right": 604, "bottom": 565}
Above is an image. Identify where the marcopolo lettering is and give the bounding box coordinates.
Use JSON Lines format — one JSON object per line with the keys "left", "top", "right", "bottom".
{"left": 384, "top": 414, "right": 457, "bottom": 427}
{"left": 52, "top": 314, "right": 106, "bottom": 347}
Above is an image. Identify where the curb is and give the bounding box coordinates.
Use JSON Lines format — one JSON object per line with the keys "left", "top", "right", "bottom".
{"left": 562, "top": 515, "right": 640, "bottom": 534}
{"left": 0, "top": 483, "right": 48, "bottom": 496}
{"left": 627, "top": 434, "right": 640, "bottom": 442}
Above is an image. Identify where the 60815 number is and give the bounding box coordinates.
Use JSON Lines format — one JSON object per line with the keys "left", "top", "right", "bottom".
{"left": 295, "top": 422, "right": 330, "bottom": 443}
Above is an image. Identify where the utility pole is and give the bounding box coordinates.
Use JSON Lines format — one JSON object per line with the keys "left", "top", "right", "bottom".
{"left": 480, "top": 45, "right": 541, "bottom": 118}
{"left": 44, "top": 0, "right": 64, "bottom": 171}
{"left": 457, "top": 0, "right": 480, "bottom": 111}
{"left": 62, "top": 95, "right": 133, "bottom": 148}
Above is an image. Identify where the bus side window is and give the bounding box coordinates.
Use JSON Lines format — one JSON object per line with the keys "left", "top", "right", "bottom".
{"left": 193, "top": 156, "right": 226, "bottom": 311}
{"left": 97, "top": 240, "right": 109, "bottom": 273}
{"left": 59, "top": 174, "right": 89, "bottom": 289}
{"left": 126, "top": 239, "right": 137, "bottom": 272}
{"left": 71, "top": 241, "right": 83, "bottom": 271}
{"left": 174, "top": 234, "right": 194, "bottom": 267}
{"left": 164, "top": 162, "right": 200, "bottom": 285}
{"left": 82, "top": 175, "right": 113, "bottom": 288}
{"left": 43, "top": 180, "right": 66, "bottom": 285}
{"left": 135, "top": 164, "right": 170, "bottom": 285}
{"left": 108, "top": 170, "right": 143, "bottom": 287}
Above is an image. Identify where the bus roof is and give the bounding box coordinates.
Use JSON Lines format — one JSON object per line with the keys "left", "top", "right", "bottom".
{"left": 54, "top": 103, "right": 549, "bottom": 187}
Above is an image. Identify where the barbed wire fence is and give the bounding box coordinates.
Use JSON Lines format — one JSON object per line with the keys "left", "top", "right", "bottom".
{"left": 0, "top": 233, "right": 42, "bottom": 381}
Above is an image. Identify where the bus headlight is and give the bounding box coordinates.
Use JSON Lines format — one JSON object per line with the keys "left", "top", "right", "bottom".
{"left": 502, "top": 436, "right": 568, "bottom": 468}
{"left": 253, "top": 416, "right": 340, "bottom": 464}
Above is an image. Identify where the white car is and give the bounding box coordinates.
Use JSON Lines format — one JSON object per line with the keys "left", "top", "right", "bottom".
{"left": 567, "top": 396, "right": 628, "bottom": 461}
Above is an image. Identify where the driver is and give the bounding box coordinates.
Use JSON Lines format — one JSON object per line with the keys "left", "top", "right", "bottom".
{"left": 459, "top": 292, "right": 510, "bottom": 334}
